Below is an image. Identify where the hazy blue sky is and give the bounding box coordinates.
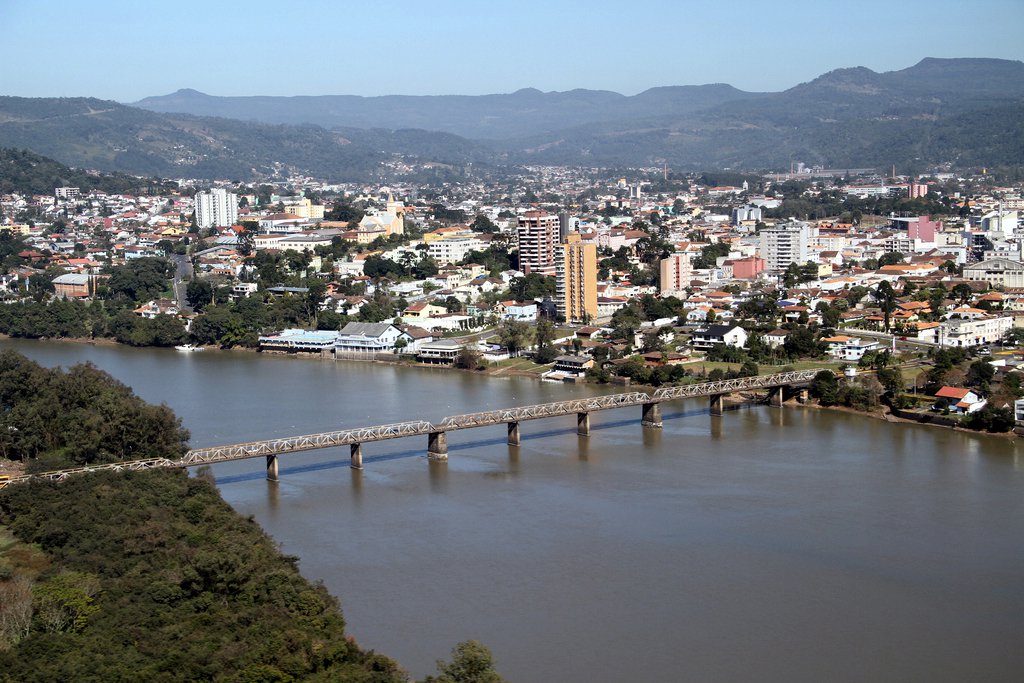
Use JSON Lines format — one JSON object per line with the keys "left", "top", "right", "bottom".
{"left": 3, "top": 0, "right": 1022, "bottom": 101}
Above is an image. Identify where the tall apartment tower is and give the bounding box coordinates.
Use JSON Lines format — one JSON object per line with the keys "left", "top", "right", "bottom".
{"left": 195, "top": 188, "right": 238, "bottom": 229}
{"left": 517, "top": 211, "right": 560, "bottom": 275}
{"left": 758, "top": 221, "right": 810, "bottom": 272}
{"left": 556, "top": 232, "right": 597, "bottom": 323}
{"left": 659, "top": 252, "right": 693, "bottom": 296}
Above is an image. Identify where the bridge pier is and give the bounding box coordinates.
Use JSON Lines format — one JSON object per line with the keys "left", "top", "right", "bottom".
{"left": 428, "top": 431, "right": 448, "bottom": 461}
{"left": 709, "top": 394, "right": 725, "bottom": 416}
{"left": 507, "top": 422, "right": 521, "bottom": 446}
{"left": 266, "top": 454, "right": 279, "bottom": 482}
{"left": 769, "top": 386, "right": 785, "bottom": 408}
{"left": 641, "top": 402, "right": 662, "bottom": 428}
{"left": 350, "top": 443, "right": 363, "bottom": 469}
{"left": 577, "top": 412, "right": 591, "bottom": 436}
{"left": 797, "top": 387, "right": 809, "bottom": 403}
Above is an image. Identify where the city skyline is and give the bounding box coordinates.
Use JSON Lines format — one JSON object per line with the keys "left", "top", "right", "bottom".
{"left": 2, "top": 0, "right": 1022, "bottom": 102}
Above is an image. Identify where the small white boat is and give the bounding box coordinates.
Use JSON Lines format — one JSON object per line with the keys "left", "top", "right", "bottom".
{"left": 175, "top": 344, "right": 203, "bottom": 352}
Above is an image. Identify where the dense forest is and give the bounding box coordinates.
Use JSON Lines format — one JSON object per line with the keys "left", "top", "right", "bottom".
{"left": 0, "top": 350, "right": 188, "bottom": 471}
{"left": 0, "top": 469, "right": 408, "bottom": 682}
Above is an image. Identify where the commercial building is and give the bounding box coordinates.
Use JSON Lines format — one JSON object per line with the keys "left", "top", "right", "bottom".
{"left": 964, "top": 258, "right": 1024, "bottom": 289}
{"left": 195, "top": 188, "right": 238, "bottom": 229}
{"left": 517, "top": 211, "right": 559, "bottom": 275}
{"left": 556, "top": 232, "right": 597, "bottom": 323}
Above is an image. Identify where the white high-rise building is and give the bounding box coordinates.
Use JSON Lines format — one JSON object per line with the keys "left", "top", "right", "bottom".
{"left": 195, "top": 188, "right": 238, "bottom": 229}
{"left": 759, "top": 221, "right": 811, "bottom": 272}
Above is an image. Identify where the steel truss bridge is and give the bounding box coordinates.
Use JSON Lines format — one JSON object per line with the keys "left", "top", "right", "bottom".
{"left": 4, "top": 369, "right": 821, "bottom": 486}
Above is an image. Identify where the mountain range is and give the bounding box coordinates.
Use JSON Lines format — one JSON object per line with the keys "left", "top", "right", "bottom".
{"left": 0, "top": 58, "right": 1021, "bottom": 181}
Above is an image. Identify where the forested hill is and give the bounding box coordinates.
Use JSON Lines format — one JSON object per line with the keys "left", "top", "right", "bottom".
{"left": 0, "top": 351, "right": 507, "bottom": 681}
{"left": 4, "top": 58, "right": 1022, "bottom": 176}
{"left": 0, "top": 97, "right": 486, "bottom": 182}
{"left": 0, "top": 147, "right": 171, "bottom": 196}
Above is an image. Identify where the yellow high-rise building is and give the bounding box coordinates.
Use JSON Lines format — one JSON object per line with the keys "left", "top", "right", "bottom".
{"left": 556, "top": 232, "right": 597, "bottom": 323}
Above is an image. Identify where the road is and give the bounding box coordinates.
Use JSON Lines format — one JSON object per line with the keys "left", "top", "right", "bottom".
{"left": 171, "top": 253, "right": 193, "bottom": 313}
{"left": 844, "top": 328, "right": 937, "bottom": 349}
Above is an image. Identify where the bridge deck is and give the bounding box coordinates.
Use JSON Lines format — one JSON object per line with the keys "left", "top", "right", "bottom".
{"left": 6, "top": 369, "right": 822, "bottom": 484}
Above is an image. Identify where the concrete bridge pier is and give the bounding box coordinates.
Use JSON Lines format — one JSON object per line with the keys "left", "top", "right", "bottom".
{"left": 350, "top": 443, "right": 363, "bottom": 469}
{"left": 507, "top": 422, "right": 521, "bottom": 446}
{"left": 266, "top": 454, "right": 279, "bottom": 482}
{"left": 428, "top": 431, "right": 449, "bottom": 461}
{"left": 641, "top": 402, "right": 663, "bottom": 428}
{"left": 769, "top": 386, "right": 785, "bottom": 407}
{"left": 797, "top": 387, "right": 809, "bottom": 403}
{"left": 709, "top": 394, "right": 725, "bottom": 416}
{"left": 577, "top": 412, "right": 591, "bottom": 436}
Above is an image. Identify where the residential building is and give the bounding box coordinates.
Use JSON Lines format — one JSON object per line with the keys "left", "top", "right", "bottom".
{"left": 822, "top": 334, "right": 880, "bottom": 361}
{"left": 556, "top": 232, "right": 597, "bottom": 323}
{"left": 940, "top": 315, "right": 1013, "bottom": 348}
{"left": 195, "top": 188, "right": 238, "bottom": 229}
{"left": 759, "top": 221, "right": 810, "bottom": 271}
{"left": 934, "top": 386, "right": 986, "bottom": 414}
{"left": 729, "top": 256, "right": 766, "bottom": 279}
{"left": 659, "top": 252, "right": 693, "bottom": 296}
{"left": 690, "top": 324, "right": 748, "bottom": 350}
{"left": 335, "top": 322, "right": 409, "bottom": 354}
{"left": 427, "top": 235, "right": 486, "bottom": 265}
{"left": 495, "top": 300, "right": 538, "bottom": 321}
{"left": 517, "top": 211, "right": 559, "bottom": 275}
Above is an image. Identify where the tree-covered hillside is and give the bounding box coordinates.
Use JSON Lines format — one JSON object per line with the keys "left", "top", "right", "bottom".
{"left": 0, "top": 147, "right": 170, "bottom": 196}
{"left": 0, "top": 469, "right": 407, "bottom": 682}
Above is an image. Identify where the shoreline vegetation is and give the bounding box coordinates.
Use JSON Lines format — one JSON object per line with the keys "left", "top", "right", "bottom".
{"left": 0, "top": 350, "right": 507, "bottom": 682}
{"left": 1, "top": 334, "right": 1016, "bottom": 441}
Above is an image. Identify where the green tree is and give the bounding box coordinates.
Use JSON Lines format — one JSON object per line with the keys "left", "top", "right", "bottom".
{"left": 471, "top": 214, "right": 498, "bottom": 233}
{"left": 426, "top": 640, "right": 506, "bottom": 683}
{"left": 510, "top": 273, "right": 555, "bottom": 301}
{"left": 810, "top": 370, "right": 840, "bottom": 405}
{"left": 874, "top": 281, "right": 897, "bottom": 332}
{"left": 952, "top": 283, "right": 974, "bottom": 305}
{"left": 453, "top": 345, "right": 483, "bottom": 370}
{"left": 32, "top": 571, "right": 101, "bottom": 634}
{"left": 498, "top": 320, "right": 530, "bottom": 357}
{"left": 186, "top": 279, "right": 214, "bottom": 311}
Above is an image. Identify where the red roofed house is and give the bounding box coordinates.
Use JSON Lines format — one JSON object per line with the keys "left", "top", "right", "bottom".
{"left": 933, "top": 386, "right": 986, "bottom": 414}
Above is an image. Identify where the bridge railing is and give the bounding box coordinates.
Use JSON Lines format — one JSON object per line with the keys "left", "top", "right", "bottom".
{"left": 438, "top": 392, "right": 651, "bottom": 430}
{"left": 180, "top": 420, "right": 436, "bottom": 465}
{"left": 652, "top": 369, "right": 819, "bottom": 401}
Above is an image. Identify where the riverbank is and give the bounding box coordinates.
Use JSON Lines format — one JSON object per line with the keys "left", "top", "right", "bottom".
{"left": 4, "top": 334, "right": 1015, "bottom": 441}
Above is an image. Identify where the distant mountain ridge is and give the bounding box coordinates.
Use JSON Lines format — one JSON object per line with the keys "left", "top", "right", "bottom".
{"left": 133, "top": 83, "right": 761, "bottom": 140}
{"left": 1, "top": 58, "right": 1021, "bottom": 179}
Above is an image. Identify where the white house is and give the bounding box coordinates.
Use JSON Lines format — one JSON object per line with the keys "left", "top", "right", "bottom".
{"left": 934, "top": 386, "right": 986, "bottom": 414}
{"left": 822, "top": 334, "right": 880, "bottom": 361}
{"left": 495, "top": 300, "right": 538, "bottom": 321}
{"left": 335, "top": 322, "right": 410, "bottom": 354}
{"left": 690, "top": 324, "right": 748, "bottom": 350}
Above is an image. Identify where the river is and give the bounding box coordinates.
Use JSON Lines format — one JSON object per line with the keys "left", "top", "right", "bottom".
{"left": 5, "top": 339, "right": 1024, "bottom": 682}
